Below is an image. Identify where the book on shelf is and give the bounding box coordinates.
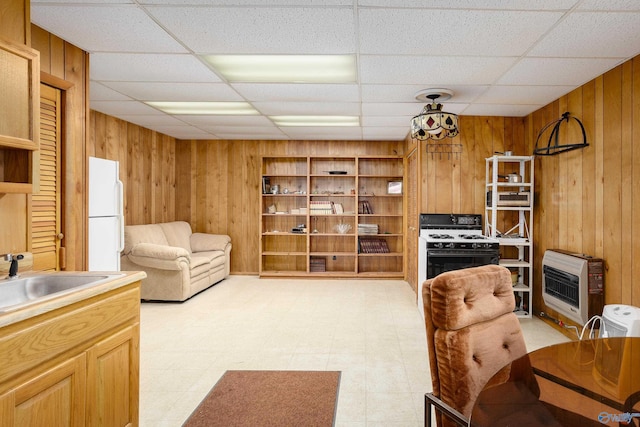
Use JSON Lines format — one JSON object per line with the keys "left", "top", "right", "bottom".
{"left": 262, "top": 177, "right": 271, "bottom": 194}
{"left": 358, "top": 237, "right": 390, "bottom": 254}
{"left": 358, "top": 200, "right": 373, "bottom": 214}
{"left": 310, "top": 200, "right": 341, "bottom": 215}
{"left": 310, "top": 257, "right": 326, "bottom": 272}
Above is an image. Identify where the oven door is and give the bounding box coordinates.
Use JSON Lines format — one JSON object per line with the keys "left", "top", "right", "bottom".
{"left": 426, "top": 250, "right": 499, "bottom": 280}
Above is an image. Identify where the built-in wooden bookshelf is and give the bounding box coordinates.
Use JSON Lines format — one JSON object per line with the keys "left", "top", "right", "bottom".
{"left": 260, "top": 156, "right": 404, "bottom": 278}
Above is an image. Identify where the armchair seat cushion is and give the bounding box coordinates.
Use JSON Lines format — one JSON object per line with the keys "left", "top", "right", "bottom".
{"left": 121, "top": 221, "right": 231, "bottom": 301}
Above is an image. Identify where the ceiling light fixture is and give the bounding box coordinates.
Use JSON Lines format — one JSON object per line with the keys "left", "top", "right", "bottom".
{"left": 271, "top": 115, "right": 359, "bottom": 127}
{"left": 204, "top": 55, "right": 357, "bottom": 83}
{"left": 411, "top": 89, "right": 459, "bottom": 140}
{"left": 146, "top": 101, "right": 259, "bottom": 115}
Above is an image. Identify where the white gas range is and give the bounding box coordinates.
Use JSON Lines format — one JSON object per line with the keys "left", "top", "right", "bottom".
{"left": 417, "top": 213, "right": 500, "bottom": 317}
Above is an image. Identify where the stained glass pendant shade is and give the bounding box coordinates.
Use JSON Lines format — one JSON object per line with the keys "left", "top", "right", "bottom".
{"left": 411, "top": 90, "right": 459, "bottom": 140}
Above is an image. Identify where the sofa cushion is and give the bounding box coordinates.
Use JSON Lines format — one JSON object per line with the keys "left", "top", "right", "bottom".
{"left": 196, "top": 250, "right": 226, "bottom": 268}
{"left": 123, "top": 224, "right": 169, "bottom": 254}
{"left": 190, "top": 256, "right": 212, "bottom": 277}
{"left": 127, "top": 243, "right": 190, "bottom": 271}
{"left": 191, "top": 233, "right": 231, "bottom": 252}
{"left": 159, "top": 221, "right": 193, "bottom": 253}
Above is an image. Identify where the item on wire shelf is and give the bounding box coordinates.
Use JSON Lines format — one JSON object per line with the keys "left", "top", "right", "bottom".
{"left": 357, "top": 224, "right": 379, "bottom": 235}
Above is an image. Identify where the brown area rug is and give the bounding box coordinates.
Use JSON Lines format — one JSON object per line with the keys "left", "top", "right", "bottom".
{"left": 182, "top": 370, "right": 341, "bottom": 427}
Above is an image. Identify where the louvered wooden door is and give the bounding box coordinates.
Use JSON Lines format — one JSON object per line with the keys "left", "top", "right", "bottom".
{"left": 32, "top": 83, "right": 62, "bottom": 271}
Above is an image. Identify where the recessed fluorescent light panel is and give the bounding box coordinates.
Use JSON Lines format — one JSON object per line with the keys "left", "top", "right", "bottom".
{"left": 271, "top": 116, "right": 359, "bottom": 127}
{"left": 204, "top": 55, "right": 357, "bottom": 83}
{"left": 147, "top": 101, "right": 258, "bottom": 115}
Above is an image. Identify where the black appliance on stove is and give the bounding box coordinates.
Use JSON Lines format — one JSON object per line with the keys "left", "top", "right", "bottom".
{"left": 418, "top": 213, "right": 500, "bottom": 283}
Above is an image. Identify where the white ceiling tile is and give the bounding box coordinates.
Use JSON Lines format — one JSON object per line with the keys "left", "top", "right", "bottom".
{"left": 253, "top": 102, "right": 360, "bottom": 115}
{"left": 476, "top": 85, "right": 576, "bottom": 105}
{"left": 360, "top": 55, "right": 518, "bottom": 85}
{"left": 90, "top": 100, "right": 162, "bottom": 116}
{"left": 101, "top": 82, "right": 242, "bottom": 101}
{"left": 578, "top": 0, "right": 640, "bottom": 11}
{"left": 90, "top": 82, "right": 132, "bottom": 101}
{"left": 31, "top": 5, "right": 185, "bottom": 53}
{"left": 32, "top": 0, "right": 134, "bottom": 3}
{"left": 153, "top": 126, "right": 216, "bottom": 139}
{"left": 529, "top": 12, "right": 640, "bottom": 58}
{"left": 359, "top": 9, "right": 563, "bottom": 56}
{"left": 114, "top": 114, "right": 188, "bottom": 128}
{"left": 361, "top": 85, "right": 488, "bottom": 103}
{"left": 362, "top": 127, "right": 409, "bottom": 141}
{"left": 90, "top": 53, "right": 221, "bottom": 82}
{"left": 30, "top": 1, "right": 640, "bottom": 140}
{"left": 232, "top": 83, "right": 360, "bottom": 102}
{"left": 146, "top": 6, "right": 356, "bottom": 54}
{"left": 358, "top": 0, "right": 577, "bottom": 9}
{"left": 141, "top": 0, "right": 350, "bottom": 4}
{"left": 199, "top": 126, "right": 287, "bottom": 138}
{"left": 361, "top": 116, "right": 411, "bottom": 127}
{"left": 462, "top": 104, "right": 540, "bottom": 117}
{"left": 362, "top": 102, "right": 466, "bottom": 116}
{"left": 497, "top": 57, "right": 623, "bottom": 86}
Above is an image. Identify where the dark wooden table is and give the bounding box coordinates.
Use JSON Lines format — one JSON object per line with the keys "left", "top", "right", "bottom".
{"left": 470, "top": 337, "right": 640, "bottom": 427}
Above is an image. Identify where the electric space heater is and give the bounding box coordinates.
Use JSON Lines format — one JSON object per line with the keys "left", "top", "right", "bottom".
{"left": 592, "top": 304, "right": 640, "bottom": 399}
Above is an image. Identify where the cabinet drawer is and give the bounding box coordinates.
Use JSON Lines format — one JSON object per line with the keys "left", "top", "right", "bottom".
{"left": 0, "top": 286, "right": 139, "bottom": 387}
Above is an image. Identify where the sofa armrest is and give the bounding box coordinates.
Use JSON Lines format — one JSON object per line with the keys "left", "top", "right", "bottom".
{"left": 126, "top": 243, "right": 190, "bottom": 271}
{"left": 190, "top": 233, "right": 231, "bottom": 252}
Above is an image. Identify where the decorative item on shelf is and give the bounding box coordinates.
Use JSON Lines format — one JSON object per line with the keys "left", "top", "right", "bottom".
{"left": 533, "top": 111, "right": 588, "bottom": 156}
{"left": 267, "top": 204, "right": 276, "bottom": 214}
{"left": 334, "top": 223, "right": 352, "bottom": 234}
{"left": 271, "top": 184, "right": 279, "bottom": 194}
{"left": 387, "top": 181, "right": 402, "bottom": 194}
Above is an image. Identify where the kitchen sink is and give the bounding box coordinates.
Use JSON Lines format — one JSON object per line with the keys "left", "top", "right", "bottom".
{"left": 0, "top": 273, "right": 125, "bottom": 313}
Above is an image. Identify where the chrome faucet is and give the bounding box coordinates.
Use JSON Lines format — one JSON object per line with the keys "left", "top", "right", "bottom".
{"left": 4, "top": 254, "right": 24, "bottom": 279}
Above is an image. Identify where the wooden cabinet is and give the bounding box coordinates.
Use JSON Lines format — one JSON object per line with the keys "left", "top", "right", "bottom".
{"left": 0, "top": 36, "right": 40, "bottom": 193}
{"left": 485, "top": 155, "right": 534, "bottom": 318}
{"left": 0, "top": 354, "right": 86, "bottom": 426}
{"left": 0, "top": 280, "right": 141, "bottom": 426}
{"left": 260, "top": 156, "right": 404, "bottom": 278}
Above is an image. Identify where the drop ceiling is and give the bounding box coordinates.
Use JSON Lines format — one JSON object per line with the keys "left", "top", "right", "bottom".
{"left": 31, "top": 0, "right": 640, "bottom": 141}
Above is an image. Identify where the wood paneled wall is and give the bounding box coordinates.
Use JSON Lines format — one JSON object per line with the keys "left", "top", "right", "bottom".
{"left": 526, "top": 57, "right": 640, "bottom": 315}
{"left": 31, "top": 25, "right": 88, "bottom": 271}
{"left": 419, "top": 116, "right": 526, "bottom": 214}
{"left": 89, "top": 112, "right": 177, "bottom": 226}
{"left": 175, "top": 140, "right": 404, "bottom": 274}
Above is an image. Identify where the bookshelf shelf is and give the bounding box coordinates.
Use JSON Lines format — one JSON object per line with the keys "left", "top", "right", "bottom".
{"left": 260, "top": 156, "right": 404, "bottom": 278}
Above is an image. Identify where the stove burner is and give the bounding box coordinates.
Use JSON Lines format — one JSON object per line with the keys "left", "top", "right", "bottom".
{"left": 429, "top": 234, "right": 454, "bottom": 239}
{"left": 460, "top": 234, "right": 487, "bottom": 240}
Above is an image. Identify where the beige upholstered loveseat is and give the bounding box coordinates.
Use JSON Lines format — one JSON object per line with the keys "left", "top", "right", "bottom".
{"left": 120, "top": 221, "right": 231, "bottom": 301}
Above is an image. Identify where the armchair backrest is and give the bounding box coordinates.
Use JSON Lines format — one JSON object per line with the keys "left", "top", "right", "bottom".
{"left": 423, "top": 265, "right": 528, "bottom": 426}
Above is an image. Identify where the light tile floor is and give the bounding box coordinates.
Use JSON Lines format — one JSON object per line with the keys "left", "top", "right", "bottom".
{"left": 139, "top": 275, "right": 569, "bottom": 427}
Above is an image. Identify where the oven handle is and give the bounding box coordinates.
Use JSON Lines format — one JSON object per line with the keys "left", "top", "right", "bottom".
{"left": 427, "top": 250, "right": 499, "bottom": 257}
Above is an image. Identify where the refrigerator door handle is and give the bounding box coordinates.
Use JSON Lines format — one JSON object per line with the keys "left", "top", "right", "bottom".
{"left": 117, "top": 179, "right": 125, "bottom": 252}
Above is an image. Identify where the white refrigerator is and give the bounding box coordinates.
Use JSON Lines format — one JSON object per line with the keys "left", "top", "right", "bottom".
{"left": 88, "top": 157, "right": 124, "bottom": 271}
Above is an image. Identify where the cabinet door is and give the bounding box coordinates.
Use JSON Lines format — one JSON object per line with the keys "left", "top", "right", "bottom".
{"left": 86, "top": 324, "right": 139, "bottom": 427}
{"left": 0, "top": 354, "right": 86, "bottom": 426}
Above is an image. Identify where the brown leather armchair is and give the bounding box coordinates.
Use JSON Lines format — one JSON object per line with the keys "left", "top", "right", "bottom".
{"left": 422, "top": 265, "right": 532, "bottom": 427}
